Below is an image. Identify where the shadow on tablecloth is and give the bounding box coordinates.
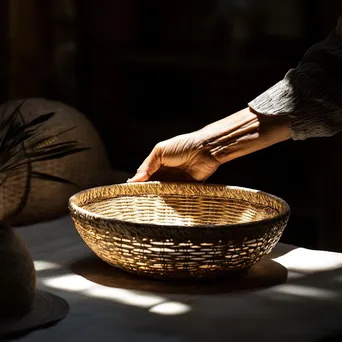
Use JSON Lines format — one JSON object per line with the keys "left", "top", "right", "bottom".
{"left": 68, "top": 254, "right": 288, "bottom": 295}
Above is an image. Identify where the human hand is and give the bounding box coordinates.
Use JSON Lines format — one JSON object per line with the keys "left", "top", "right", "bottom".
{"left": 128, "top": 108, "right": 291, "bottom": 183}
{"left": 127, "top": 132, "right": 221, "bottom": 182}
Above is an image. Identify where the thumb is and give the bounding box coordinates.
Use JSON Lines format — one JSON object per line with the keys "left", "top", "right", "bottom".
{"left": 127, "top": 148, "right": 162, "bottom": 183}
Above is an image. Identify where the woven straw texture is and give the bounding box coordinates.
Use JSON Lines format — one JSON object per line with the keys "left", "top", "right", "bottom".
{"left": 69, "top": 182, "right": 290, "bottom": 280}
{"left": 0, "top": 98, "right": 114, "bottom": 226}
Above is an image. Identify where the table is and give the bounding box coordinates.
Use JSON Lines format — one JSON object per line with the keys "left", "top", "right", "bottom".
{"left": 16, "top": 216, "right": 342, "bottom": 342}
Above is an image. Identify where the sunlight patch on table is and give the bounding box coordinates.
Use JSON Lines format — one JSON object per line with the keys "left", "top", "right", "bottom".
{"left": 86, "top": 287, "right": 165, "bottom": 307}
{"left": 149, "top": 302, "right": 191, "bottom": 315}
{"left": 273, "top": 248, "right": 342, "bottom": 273}
{"left": 273, "top": 284, "right": 337, "bottom": 299}
{"left": 42, "top": 274, "right": 93, "bottom": 291}
{"left": 41, "top": 273, "right": 166, "bottom": 308}
{"left": 34, "top": 260, "right": 61, "bottom": 272}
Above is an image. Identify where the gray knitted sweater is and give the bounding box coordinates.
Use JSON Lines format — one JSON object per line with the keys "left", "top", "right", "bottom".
{"left": 248, "top": 16, "right": 342, "bottom": 140}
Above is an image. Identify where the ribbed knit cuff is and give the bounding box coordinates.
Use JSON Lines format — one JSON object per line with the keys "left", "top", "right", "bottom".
{"left": 248, "top": 77, "right": 296, "bottom": 116}
{"left": 248, "top": 70, "right": 342, "bottom": 140}
{"left": 289, "top": 113, "right": 342, "bottom": 140}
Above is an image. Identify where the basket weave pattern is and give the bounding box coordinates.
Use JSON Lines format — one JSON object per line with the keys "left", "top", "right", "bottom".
{"left": 69, "top": 182, "right": 290, "bottom": 280}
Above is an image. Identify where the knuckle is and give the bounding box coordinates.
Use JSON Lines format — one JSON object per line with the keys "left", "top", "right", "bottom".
{"left": 155, "top": 140, "right": 167, "bottom": 150}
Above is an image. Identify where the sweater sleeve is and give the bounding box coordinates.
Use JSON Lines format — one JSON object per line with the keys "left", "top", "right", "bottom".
{"left": 248, "top": 16, "right": 342, "bottom": 141}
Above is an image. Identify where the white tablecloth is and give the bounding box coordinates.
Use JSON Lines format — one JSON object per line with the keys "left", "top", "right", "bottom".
{"left": 16, "top": 216, "right": 342, "bottom": 342}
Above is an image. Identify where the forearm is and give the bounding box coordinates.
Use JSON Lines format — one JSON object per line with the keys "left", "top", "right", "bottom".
{"left": 198, "top": 107, "right": 290, "bottom": 164}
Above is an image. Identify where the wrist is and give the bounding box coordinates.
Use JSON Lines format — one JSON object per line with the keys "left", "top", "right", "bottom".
{"left": 197, "top": 107, "right": 290, "bottom": 164}
{"left": 199, "top": 108, "right": 258, "bottom": 139}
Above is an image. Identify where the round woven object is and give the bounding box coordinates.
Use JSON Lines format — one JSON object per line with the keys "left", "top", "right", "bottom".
{"left": 69, "top": 182, "right": 290, "bottom": 280}
{"left": 0, "top": 98, "right": 113, "bottom": 226}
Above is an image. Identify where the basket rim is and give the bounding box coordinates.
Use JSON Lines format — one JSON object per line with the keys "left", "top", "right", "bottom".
{"left": 69, "top": 181, "right": 290, "bottom": 229}
{"left": 68, "top": 181, "right": 290, "bottom": 231}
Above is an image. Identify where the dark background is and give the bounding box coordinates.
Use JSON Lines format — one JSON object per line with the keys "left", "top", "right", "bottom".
{"left": 0, "top": 0, "right": 342, "bottom": 251}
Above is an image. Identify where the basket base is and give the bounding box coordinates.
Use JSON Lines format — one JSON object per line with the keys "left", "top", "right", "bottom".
{"left": 116, "top": 264, "right": 251, "bottom": 282}
{"left": 70, "top": 254, "right": 288, "bottom": 295}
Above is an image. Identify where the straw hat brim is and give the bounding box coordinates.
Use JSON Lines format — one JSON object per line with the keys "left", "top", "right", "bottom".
{"left": 0, "top": 290, "right": 69, "bottom": 338}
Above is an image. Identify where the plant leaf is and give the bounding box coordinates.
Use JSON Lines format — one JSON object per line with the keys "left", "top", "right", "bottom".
{"left": 6, "top": 143, "right": 31, "bottom": 220}
{"left": 0, "top": 112, "right": 21, "bottom": 152}
{"left": 0, "top": 99, "right": 26, "bottom": 130}
{"left": 0, "top": 101, "right": 29, "bottom": 160}
{"left": 24, "top": 112, "right": 55, "bottom": 129}
{"left": 27, "top": 129, "right": 78, "bottom": 152}
{"left": 0, "top": 101, "right": 90, "bottom": 182}
{"left": 29, "top": 147, "right": 91, "bottom": 162}
{"left": 28, "top": 142, "right": 81, "bottom": 158}
{"left": 31, "top": 171, "right": 77, "bottom": 186}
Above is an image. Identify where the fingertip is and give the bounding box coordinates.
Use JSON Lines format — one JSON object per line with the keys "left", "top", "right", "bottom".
{"left": 127, "top": 171, "right": 149, "bottom": 183}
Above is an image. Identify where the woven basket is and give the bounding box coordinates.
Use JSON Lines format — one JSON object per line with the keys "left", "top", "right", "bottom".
{"left": 69, "top": 182, "right": 290, "bottom": 280}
